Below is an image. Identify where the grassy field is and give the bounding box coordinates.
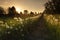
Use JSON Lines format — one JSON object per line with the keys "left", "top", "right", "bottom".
{"left": 0, "top": 14, "right": 60, "bottom": 40}
{"left": 44, "top": 14, "right": 60, "bottom": 40}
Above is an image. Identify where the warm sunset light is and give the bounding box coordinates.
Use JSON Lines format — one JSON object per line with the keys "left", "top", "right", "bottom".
{"left": 0, "top": 0, "right": 60, "bottom": 40}
{"left": 16, "top": 7, "right": 22, "bottom": 13}
{"left": 0, "top": 0, "right": 48, "bottom": 12}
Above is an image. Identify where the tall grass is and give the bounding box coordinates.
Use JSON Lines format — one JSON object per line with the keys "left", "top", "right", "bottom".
{"left": 0, "top": 17, "right": 39, "bottom": 40}
{"left": 44, "top": 14, "right": 60, "bottom": 40}
{"left": 0, "top": 14, "right": 60, "bottom": 40}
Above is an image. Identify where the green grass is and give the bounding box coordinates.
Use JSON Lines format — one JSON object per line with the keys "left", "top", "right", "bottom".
{"left": 0, "top": 14, "right": 60, "bottom": 40}
{"left": 44, "top": 14, "right": 60, "bottom": 40}
{"left": 0, "top": 17, "right": 39, "bottom": 40}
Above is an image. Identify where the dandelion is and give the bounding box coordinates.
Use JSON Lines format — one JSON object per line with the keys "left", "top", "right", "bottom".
{"left": 16, "top": 19, "right": 19, "bottom": 21}
{"left": 5, "top": 23, "right": 10, "bottom": 28}
{"left": 7, "top": 31, "right": 11, "bottom": 34}
{"left": 19, "top": 26, "right": 21, "bottom": 29}
{"left": 15, "top": 28, "right": 18, "bottom": 30}
{"left": 55, "top": 19, "right": 58, "bottom": 22}
{"left": 10, "top": 26, "right": 13, "bottom": 29}
{"left": 20, "top": 21, "right": 23, "bottom": 24}
{"left": 22, "top": 34, "right": 24, "bottom": 36}
{"left": 10, "top": 21, "right": 13, "bottom": 23}
{"left": 12, "top": 24, "right": 15, "bottom": 26}
{"left": 6, "top": 25, "right": 10, "bottom": 28}
{"left": 14, "top": 17, "right": 17, "bottom": 20}
{"left": 20, "top": 29, "right": 23, "bottom": 31}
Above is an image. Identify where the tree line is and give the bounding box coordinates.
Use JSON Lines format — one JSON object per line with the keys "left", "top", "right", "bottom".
{"left": 0, "top": 0, "right": 60, "bottom": 19}
{"left": 0, "top": 6, "right": 40, "bottom": 18}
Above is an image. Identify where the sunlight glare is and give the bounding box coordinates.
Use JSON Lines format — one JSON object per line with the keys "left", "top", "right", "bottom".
{"left": 16, "top": 7, "right": 22, "bottom": 13}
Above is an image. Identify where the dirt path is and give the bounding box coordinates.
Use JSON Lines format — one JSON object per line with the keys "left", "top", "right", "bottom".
{"left": 25, "top": 14, "right": 48, "bottom": 40}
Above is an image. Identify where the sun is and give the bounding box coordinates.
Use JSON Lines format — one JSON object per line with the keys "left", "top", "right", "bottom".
{"left": 16, "top": 7, "right": 22, "bottom": 13}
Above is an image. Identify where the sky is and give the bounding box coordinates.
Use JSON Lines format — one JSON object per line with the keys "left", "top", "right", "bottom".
{"left": 0, "top": 0, "right": 48, "bottom": 12}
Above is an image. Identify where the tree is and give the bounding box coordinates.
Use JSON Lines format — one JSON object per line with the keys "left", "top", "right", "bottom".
{"left": 8, "top": 6, "right": 16, "bottom": 17}
{"left": 30, "top": 11, "right": 34, "bottom": 15}
{"left": 30, "top": 11, "right": 34, "bottom": 17}
{"left": 20, "top": 12, "right": 23, "bottom": 15}
{"left": 44, "top": 0, "right": 60, "bottom": 14}
{"left": 24, "top": 10, "right": 28, "bottom": 14}
{"left": 0, "top": 7, "right": 6, "bottom": 17}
